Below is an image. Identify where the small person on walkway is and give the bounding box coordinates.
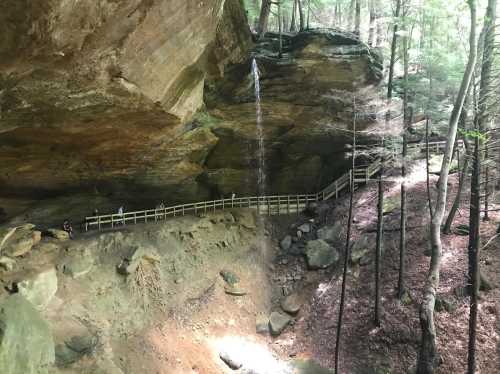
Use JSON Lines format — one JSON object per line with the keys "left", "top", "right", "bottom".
{"left": 63, "top": 219, "right": 74, "bottom": 239}
{"left": 117, "top": 206, "right": 124, "bottom": 225}
{"left": 231, "top": 192, "right": 236, "bottom": 200}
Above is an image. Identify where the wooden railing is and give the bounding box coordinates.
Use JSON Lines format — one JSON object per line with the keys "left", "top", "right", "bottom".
{"left": 84, "top": 140, "right": 460, "bottom": 231}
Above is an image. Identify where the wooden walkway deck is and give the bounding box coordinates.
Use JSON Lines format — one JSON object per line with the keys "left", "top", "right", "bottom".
{"left": 84, "top": 140, "right": 463, "bottom": 231}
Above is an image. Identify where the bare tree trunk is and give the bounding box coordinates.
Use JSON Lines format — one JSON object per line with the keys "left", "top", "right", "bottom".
{"left": 443, "top": 140, "right": 471, "bottom": 233}
{"left": 467, "top": 1, "right": 496, "bottom": 371}
{"left": 478, "top": 0, "right": 497, "bottom": 222}
{"left": 307, "top": 0, "right": 311, "bottom": 29}
{"left": 354, "top": 0, "right": 361, "bottom": 36}
{"left": 467, "top": 128, "right": 481, "bottom": 374}
{"left": 387, "top": 0, "right": 402, "bottom": 99}
{"left": 375, "top": 0, "right": 384, "bottom": 47}
{"left": 398, "top": 25, "right": 409, "bottom": 300}
{"left": 334, "top": 96, "right": 357, "bottom": 374}
{"left": 417, "top": 1, "right": 477, "bottom": 372}
{"left": 374, "top": 137, "right": 384, "bottom": 326}
{"left": 297, "top": 0, "right": 305, "bottom": 31}
{"left": 278, "top": 0, "right": 283, "bottom": 58}
{"left": 368, "top": 0, "right": 376, "bottom": 46}
{"left": 347, "top": 0, "right": 355, "bottom": 31}
{"left": 290, "top": 0, "right": 297, "bottom": 32}
{"left": 257, "top": 0, "right": 272, "bottom": 38}
{"left": 425, "top": 119, "right": 435, "bottom": 219}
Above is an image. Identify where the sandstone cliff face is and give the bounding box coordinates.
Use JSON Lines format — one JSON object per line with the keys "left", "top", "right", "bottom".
{"left": 0, "top": 1, "right": 382, "bottom": 206}
{"left": 0, "top": 0, "right": 252, "bottom": 202}
{"left": 204, "top": 30, "right": 383, "bottom": 195}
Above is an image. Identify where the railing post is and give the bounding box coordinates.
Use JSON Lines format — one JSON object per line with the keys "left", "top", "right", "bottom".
{"left": 111, "top": 215, "right": 114, "bottom": 228}
{"left": 98, "top": 216, "right": 101, "bottom": 230}
{"left": 182, "top": 205, "right": 185, "bottom": 215}
{"left": 296, "top": 196, "right": 299, "bottom": 214}
{"left": 222, "top": 199, "right": 225, "bottom": 210}
{"left": 335, "top": 180, "right": 339, "bottom": 199}
{"left": 213, "top": 200, "right": 216, "bottom": 212}
{"left": 277, "top": 197, "right": 280, "bottom": 215}
{"left": 268, "top": 197, "right": 271, "bottom": 216}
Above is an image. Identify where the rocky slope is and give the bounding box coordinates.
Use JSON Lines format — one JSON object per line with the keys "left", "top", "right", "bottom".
{"left": 0, "top": 0, "right": 382, "bottom": 207}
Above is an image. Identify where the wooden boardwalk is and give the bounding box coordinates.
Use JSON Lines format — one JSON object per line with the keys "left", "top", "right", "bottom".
{"left": 84, "top": 140, "right": 462, "bottom": 231}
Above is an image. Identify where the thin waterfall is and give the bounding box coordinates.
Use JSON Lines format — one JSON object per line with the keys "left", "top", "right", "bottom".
{"left": 252, "top": 58, "right": 266, "bottom": 196}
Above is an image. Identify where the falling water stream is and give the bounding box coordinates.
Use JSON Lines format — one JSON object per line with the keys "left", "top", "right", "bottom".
{"left": 252, "top": 58, "right": 266, "bottom": 196}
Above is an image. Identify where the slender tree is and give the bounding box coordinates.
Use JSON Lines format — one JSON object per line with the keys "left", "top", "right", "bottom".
{"left": 467, "top": 1, "right": 496, "bottom": 372}
{"left": 417, "top": 1, "right": 477, "bottom": 372}
{"left": 297, "top": 0, "right": 305, "bottom": 31}
{"left": 290, "top": 0, "right": 298, "bottom": 32}
{"left": 398, "top": 14, "right": 409, "bottom": 300}
{"left": 387, "top": 0, "right": 402, "bottom": 99}
{"left": 354, "top": 0, "right": 361, "bottom": 36}
{"left": 334, "top": 95, "right": 357, "bottom": 374}
{"left": 368, "top": 0, "right": 376, "bottom": 46}
{"left": 257, "top": 0, "right": 272, "bottom": 38}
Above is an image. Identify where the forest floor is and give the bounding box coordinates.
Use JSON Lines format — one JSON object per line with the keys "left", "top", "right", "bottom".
{"left": 283, "top": 160, "right": 500, "bottom": 373}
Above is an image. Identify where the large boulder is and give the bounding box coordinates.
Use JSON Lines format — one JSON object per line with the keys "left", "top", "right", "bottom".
{"left": 0, "top": 224, "right": 40, "bottom": 257}
{"left": 350, "top": 235, "right": 373, "bottom": 264}
{"left": 62, "top": 250, "right": 95, "bottom": 279}
{"left": 269, "top": 312, "right": 292, "bottom": 335}
{"left": 317, "top": 222, "right": 343, "bottom": 243}
{"left": 0, "top": 295, "right": 55, "bottom": 374}
{"left": 117, "top": 246, "right": 160, "bottom": 275}
{"left": 18, "top": 268, "right": 58, "bottom": 310}
{"left": 306, "top": 239, "right": 340, "bottom": 269}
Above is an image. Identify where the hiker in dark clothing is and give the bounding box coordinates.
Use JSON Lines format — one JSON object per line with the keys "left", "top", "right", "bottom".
{"left": 63, "top": 219, "right": 74, "bottom": 239}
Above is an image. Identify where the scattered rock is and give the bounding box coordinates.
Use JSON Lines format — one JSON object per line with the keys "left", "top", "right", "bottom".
{"left": 455, "top": 224, "right": 469, "bottom": 236}
{"left": 293, "top": 359, "right": 334, "bottom": 373}
{"left": 63, "top": 251, "right": 94, "bottom": 279}
{"left": 224, "top": 285, "right": 247, "bottom": 296}
{"left": 269, "top": 311, "right": 292, "bottom": 335}
{"left": 17, "top": 267, "right": 58, "bottom": 310}
{"left": 55, "top": 333, "right": 97, "bottom": 367}
{"left": 435, "top": 296, "right": 456, "bottom": 313}
{"left": 280, "top": 293, "right": 301, "bottom": 314}
{"left": 305, "top": 239, "right": 339, "bottom": 269}
{"left": 453, "top": 286, "right": 467, "bottom": 298}
{"left": 220, "top": 269, "right": 240, "bottom": 286}
{"left": 0, "top": 224, "right": 38, "bottom": 257}
{"left": 0, "top": 294, "right": 55, "bottom": 374}
{"left": 280, "top": 235, "right": 292, "bottom": 251}
{"left": 350, "top": 236, "right": 371, "bottom": 264}
{"left": 480, "top": 272, "right": 494, "bottom": 291}
{"left": 46, "top": 229, "right": 70, "bottom": 241}
{"left": 298, "top": 223, "right": 311, "bottom": 233}
{"left": 0, "top": 256, "right": 16, "bottom": 271}
{"left": 383, "top": 195, "right": 400, "bottom": 215}
{"left": 400, "top": 290, "right": 413, "bottom": 306}
{"left": 117, "top": 246, "right": 160, "bottom": 275}
{"left": 219, "top": 350, "right": 242, "bottom": 370}
{"left": 256, "top": 315, "right": 269, "bottom": 335}
{"left": 316, "top": 222, "right": 342, "bottom": 242}
{"left": 288, "top": 243, "right": 306, "bottom": 256}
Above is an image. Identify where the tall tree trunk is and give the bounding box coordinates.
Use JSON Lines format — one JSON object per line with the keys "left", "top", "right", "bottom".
{"left": 416, "top": 1, "right": 477, "bottom": 373}
{"left": 443, "top": 101, "right": 471, "bottom": 234}
{"left": 257, "top": 0, "right": 272, "bottom": 38}
{"left": 368, "top": 0, "right": 376, "bottom": 46}
{"left": 387, "top": 0, "right": 402, "bottom": 99}
{"left": 334, "top": 96, "right": 357, "bottom": 374}
{"left": 375, "top": 0, "right": 383, "bottom": 47}
{"left": 278, "top": 1, "right": 283, "bottom": 58}
{"left": 374, "top": 137, "right": 384, "bottom": 326}
{"left": 290, "top": 0, "right": 297, "bottom": 32}
{"left": 354, "top": 0, "right": 361, "bottom": 36}
{"left": 307, "top": 0, "right": 311, "bottom": 29}
{"left": 348, "top": 0, "right": 355, "bottom": 31}
{"left": 297, "top": 0, "right": 305, "bottom": 31}
{"left": 443, "top": 140, "right": 471, "bottom": 233}
{"left": 467, "top": 126, "right": 481, "bottom": 374}
{"left": 398, "top": 27, "right": 409, "bottom": 300}
{"left": 478, "top": 0, "right": 497, "bottom": 222}
{"left": 467, "top": 1, "right": 496, "bottom": 371}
